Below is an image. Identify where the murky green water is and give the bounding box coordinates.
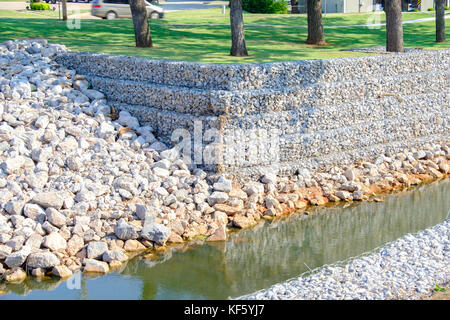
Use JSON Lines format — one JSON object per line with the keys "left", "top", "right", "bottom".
{"left": 1, "top": 179, "right": 449, "bottom": 300}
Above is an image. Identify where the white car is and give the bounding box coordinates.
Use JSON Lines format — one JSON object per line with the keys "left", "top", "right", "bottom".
{"left": 91, "top": 0, "right": 164, "bottom": 20}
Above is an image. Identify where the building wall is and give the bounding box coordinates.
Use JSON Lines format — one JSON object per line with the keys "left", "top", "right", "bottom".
{"left": 322, "top": 0, "right": 345, "bottom": 13}
{"left": 420, "top": 0, "right": 435, "bottom": 10}
{"left": 322, "top": 0, "right": 437, "bottom": 13}
{"left": 345, "top": 0, "right": 365, "bottom": 13}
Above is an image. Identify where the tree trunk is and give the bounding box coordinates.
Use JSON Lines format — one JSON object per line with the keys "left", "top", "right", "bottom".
{"left": 385, "top": 0, "right": 404, "bottom": 52}
{"left": 130, "top": 0, "right": 152, "bottom": 48}
{"left": 436, "top": 0, "right": 446, "bottom": 42}
{"left": 229, "top": 0, "right": 248, "bottom": 57}
{"left": 62, "top": 0, "right": 67, "bottom": 21}
{"left": 306, "top": 0, "right": 325, "bottom": 45}
{"left": 291, "top": 0, "right": 299, "bottom": 14}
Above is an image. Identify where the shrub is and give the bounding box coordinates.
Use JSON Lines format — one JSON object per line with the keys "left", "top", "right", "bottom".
{"left": 427, "top": 7, "right": 435, "bottom": 11}
{"left": 444, "top": 6, "right": 450, "bottom": 10}
{"left": 243, "top": 0, "right": 288, "bottom": 14}
{"left": 268, "top": 0, "right": 288, "bottom": 14}
{"left": 30, "top": 2, "right": 51, "bottom": 10}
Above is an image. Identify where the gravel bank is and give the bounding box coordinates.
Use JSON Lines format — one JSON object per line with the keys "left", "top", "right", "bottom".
{"left": 238, "top": 218, "right": 450, "bottom": 300}
{"left": 0, "top": 39, "right": 449, "bottom": 283}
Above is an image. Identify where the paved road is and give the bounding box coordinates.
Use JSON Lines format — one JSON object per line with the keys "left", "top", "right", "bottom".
{"left": 161, "top": 0, "right": 226, "bottom": 12}
{"left": 0, "top": 0, "right": 226, "bottom": 12}
{"left": 0, "top": 0, "right": 225, "bottom": 18}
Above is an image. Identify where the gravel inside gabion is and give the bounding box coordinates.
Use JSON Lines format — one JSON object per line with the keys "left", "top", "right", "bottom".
{"left": 55, "top": 47, "right": 450, "bottom": 179}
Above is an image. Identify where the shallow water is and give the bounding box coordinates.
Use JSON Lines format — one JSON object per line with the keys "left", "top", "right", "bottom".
{"left": 1, "top": 179, "right": 449, "bottom": 300}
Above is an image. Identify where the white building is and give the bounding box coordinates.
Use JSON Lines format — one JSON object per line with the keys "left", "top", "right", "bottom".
{"left": 292, "top": 0, "right": 437, "bottom": 14}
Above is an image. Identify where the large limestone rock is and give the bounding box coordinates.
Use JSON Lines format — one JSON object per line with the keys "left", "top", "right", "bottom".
{"left": 27, "top": 251, "right": 60, "bottom": 269}
{"left": 43, "top": 232, "right": 67, "bottom": 252}
{"left": 102, "top": 250, "right": 128, "bottom": 263}
{"left": 84, "top": 259, "right": 109, "bottom": 274}
{"left": 52, "top": 265, "right": 73, "bottom": 278}
{"left": 32, "top": 192, "right": 64, "bottom": 209}
{"left": 5, "top": 246, "right": 31, "bottom": 268}
{"left": 0, "top": 244, "right": 12, "bottom": 260}
{"left": 123, "top": 239, "right": 146, "bottom": 251}
{"left": 140, "top": 223, "right": 171, "bottom": 246}
{"left": 46, "top": 208, "right": 67, "bottom": 228}
{"left": 2, "top": 267, "right": 27, "bottom": 282}
{"left": 114, "top": 220, "right": 138, "bottom": 241}
{"left": 86, "top": 241, "right": 108, "bottom": 259}
{"left": 206, "top": 225, "right": 227, "bottom": 242}
{"left": 67, "top": 234, "right": 84, "bottom": 256}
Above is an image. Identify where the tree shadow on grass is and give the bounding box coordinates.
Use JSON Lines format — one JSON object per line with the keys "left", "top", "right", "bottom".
{"left": 0, "top": 18, "right": 448, "bottom": 64}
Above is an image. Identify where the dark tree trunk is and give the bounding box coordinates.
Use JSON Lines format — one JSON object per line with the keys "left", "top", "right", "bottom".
{"left": 229, "top": 0, "right": 248, "bottom": 57}
{"left": 385, "top": 0, "right": 404, "bottom": 52}
{"left": 291, "top": 0, "right": 299, "bottom": 14}
{"left": 401, "top": 0, "right": 408, "bottom": 11}
{"left": 62, "top": 0, "right": 67, "bottom": 21}
{"left": 130, "top": 0, "right": 152, "bottom": 48}
{"left": 306, "top": 0, "right": 325, "bottom": 45}
{"left": 436, "top": 0, "right": 446, "bottom": 42}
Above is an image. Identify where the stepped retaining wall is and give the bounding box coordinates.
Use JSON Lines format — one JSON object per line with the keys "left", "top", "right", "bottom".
{"left": 55, "top": 50, "right": 450, "bottom": 176}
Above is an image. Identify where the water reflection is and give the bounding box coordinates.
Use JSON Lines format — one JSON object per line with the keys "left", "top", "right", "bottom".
{"left": 1, "top": 180, "right": 449, "bottom": 300}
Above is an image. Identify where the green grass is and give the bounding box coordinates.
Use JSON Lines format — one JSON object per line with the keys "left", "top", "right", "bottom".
{"left": 0, "top": 8, "right": 448, "bottom": 64}
{"left": 158, "top": 8, "right": 439, "bottom": 26}
{"left": 19, "top": 10, "right": 62, "bottom": 18}
{"left": 0, "top": 9, "right": 31, "bottom": 18}
{"left": 0, "top": 9, "right": 90, "bottom": 18}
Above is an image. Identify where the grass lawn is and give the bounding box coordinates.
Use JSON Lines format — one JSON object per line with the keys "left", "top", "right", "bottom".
{"left": 158, "top": 8, "right": 440, "bottom": 26}
{"left": 0, "top": 8, "right": 449, "bottom": 63}
{"left": 0, "top": 9, "right": 30, "bottom": 17}
{"left": 0, "top": 9, "right": 90, "bottom": 19}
